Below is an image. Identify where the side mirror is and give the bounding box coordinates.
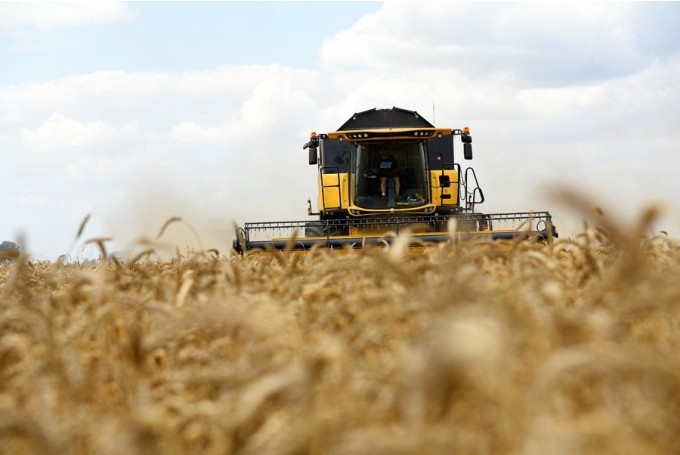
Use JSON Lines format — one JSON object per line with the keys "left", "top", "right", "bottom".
{"left": 464, "top": 143, "right": 473, "bottom": 160}
{"left": 439, "top": 175, "right": 450, "bottom": 187}
{"left": 308, "top": 147, "right": 318, "bottom": 165}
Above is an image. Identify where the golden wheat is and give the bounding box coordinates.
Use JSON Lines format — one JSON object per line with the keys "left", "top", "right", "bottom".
{"left": 1, "top": 210, "right": 679, "bottom": 455}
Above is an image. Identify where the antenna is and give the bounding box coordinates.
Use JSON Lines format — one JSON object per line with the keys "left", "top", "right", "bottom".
{"left": 432, "top": 100, "right": 435, "bottom": 124}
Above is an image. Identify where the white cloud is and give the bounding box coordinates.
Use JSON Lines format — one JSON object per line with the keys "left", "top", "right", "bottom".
{"left": 319, "top": 2, "right": 671, "bottom": 87}
{"left": 2, "top": 2, "right": 680, "bottom": 258}
{"left": 65, "top": 156, "right": 114, "bottom": 180}
{"left": 0, "top": 1, "right": 135, "bottom": 36}
{"left": 18, "top": 194, "right": 49, "bottom": 210}
{"left": 2, "top": 66, "right": 317, "bottom": 136}
{"left": 19, "top": 113, "right": 116, "bottom": 150}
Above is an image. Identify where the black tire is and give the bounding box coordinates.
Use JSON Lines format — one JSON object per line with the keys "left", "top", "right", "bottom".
{"left": 305, "top": 223, "right": 326, "bottom": 237}
{"left": 476, "top": 213, "right": 491, "bottom": 231}
{"left": 305, "top": 222, "right": 350, "bottom": 237}
{"left": 456, "top": 216, "right": 478, "bottom": 232}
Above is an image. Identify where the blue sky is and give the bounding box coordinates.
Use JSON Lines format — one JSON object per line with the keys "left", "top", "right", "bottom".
{"left": 1, "top": 1, "right": 680, "bottom": 260}
{"left": 2, "top": 2, "right": 380, "bottom": 82}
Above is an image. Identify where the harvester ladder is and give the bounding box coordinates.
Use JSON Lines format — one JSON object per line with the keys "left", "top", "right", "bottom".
{"left": 462, "top": 167, "right": 485, "bottom": 211}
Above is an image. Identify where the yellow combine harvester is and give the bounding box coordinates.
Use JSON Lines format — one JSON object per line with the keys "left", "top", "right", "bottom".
{"left": 232, "top": 107, "right": 557, "bottom": 254}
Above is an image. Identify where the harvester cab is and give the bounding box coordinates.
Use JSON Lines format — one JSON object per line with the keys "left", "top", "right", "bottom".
{"left": 306, "top": 108, "right": 479, "bottom": 221}
{"left": 233, "top": 107, "right": 556, "bottom": 254}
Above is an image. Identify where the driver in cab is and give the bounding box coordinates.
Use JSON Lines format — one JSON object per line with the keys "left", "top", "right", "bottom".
{"left": 372, "top": 148, "right": 400, "bottom": 199}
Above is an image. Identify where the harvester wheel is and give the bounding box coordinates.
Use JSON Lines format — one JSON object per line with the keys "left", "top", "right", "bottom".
{"left": 233, "top": 226, "right": 247, "bottom": 255}
{"left": 305, "top": 222, "right": 349, "bottom": 237}
{"left": 305, "top": 223, "right": 326, "bottom": 238}
{"left": 476, "top": 213, "right": 491, "bottom": 231}
{"left": 456, "top": 217, "right": 477, "bottom": 232}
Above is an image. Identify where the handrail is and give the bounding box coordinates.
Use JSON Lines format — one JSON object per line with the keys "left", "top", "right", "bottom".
{"left": 463, "top": 167, "right": 485, "bottom": 209}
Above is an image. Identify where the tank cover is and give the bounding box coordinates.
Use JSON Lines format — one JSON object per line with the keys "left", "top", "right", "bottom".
{"left": 336, "top": 107, "right": 435, "bottom": 131}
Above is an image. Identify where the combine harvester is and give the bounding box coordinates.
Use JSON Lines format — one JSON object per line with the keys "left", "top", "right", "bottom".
{"left": 232, "top": 107, "right": 556, "bottom": 255}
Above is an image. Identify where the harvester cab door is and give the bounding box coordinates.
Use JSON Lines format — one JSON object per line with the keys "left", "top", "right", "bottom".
{"left": 426, "top": 134, "right": 460, "bottom": 210}
{"left": 316, "top": 138, "right": 350, "bottom": 216}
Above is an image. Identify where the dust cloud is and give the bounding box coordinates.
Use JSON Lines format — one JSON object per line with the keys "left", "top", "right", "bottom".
{"left": 101, "top": 181, "right": 234, "bottom": 260}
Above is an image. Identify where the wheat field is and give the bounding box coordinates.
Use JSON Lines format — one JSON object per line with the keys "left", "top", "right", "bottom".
{"left": 1, "top": 207, "right": 680, "bottom": 455}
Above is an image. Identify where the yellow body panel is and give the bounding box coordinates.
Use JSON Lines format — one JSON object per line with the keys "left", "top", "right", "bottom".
{"left": 430, "top": 169, "right": 459, "bottom": 206}
{"left": 318, "top": 172, "right": 349, "bottom": 211}
{"left": 317, "top": 169, "right": 460, "bottom": 215}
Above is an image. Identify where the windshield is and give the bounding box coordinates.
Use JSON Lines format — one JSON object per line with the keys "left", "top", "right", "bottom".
{"left": 351, "top": 141, "right": 430, "bottom": 209}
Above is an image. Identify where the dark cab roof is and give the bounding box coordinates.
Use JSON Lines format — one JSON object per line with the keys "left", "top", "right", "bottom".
{"left": 336, "top": 107, "right": 435, "bottom": 131}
